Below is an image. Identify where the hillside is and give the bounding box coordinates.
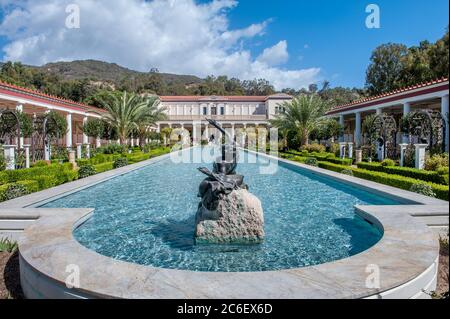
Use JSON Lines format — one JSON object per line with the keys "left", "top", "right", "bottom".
{"left": 38, "top": 60, "right": 202, "bottom": 86}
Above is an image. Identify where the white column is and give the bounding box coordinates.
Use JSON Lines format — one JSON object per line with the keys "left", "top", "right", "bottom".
{"left": 376, "top": 108, "right": 382, "bottom": 115}
{"left": 16, "top": 103, "right": 24, "bottom": 147}
{"left": 403, "top": 102, "right": 411, "bottom": 143}
{"left": 348, "top": 142, "right": 354, "bottom": 159}
{"left": 354, "top": 112, "right": 361, "bottom": 148}
{"left": 96, "top": 137, "right": 101, "bottom": 148}
{"left": 339, "top": 142, "right": 347, "bottom": 159}
{"left": 76, "top": 143, "right": 82, "bottom": 159}
{"left": 399, "top": 143, "right": 408, "bottom": 167}
{"left": 414, "top": 144, "right": 428, "bottom": 170}
{"left": 241, "top": 123, "right": 247, "bottom": 146}
{"left": 193, "top": 123, "right": 197, "bottom": 145}
{"left": 339, "top": 115, "right": 345, "bottom": 142}
{"left": 442, "top": 95, "right": 449, "bottom": 152}
{"left": 66, "top": 113, "right": 73, "bottom": 148}
{"left": 208, "top": 104, "right": 212, "bottom": 116}
{"left": 403, "top": 102, "right": 411, "bottom": 115}
{"left": 157, "top": 123, "right": 161, "bottom": 133}
{"left": 3, "top": 145, "right": 16, "bottom": 170}
{"left": 231, "top": 123, "right": 235, "bottom": 142}
{"left": 204, "top": 125, "right": 209, "bottom": 142}
{"left": 22, "top": 144, "right": 30, "bottom": 169}
{"left": 83, "top": 116, "right": 89, "bottom": 144}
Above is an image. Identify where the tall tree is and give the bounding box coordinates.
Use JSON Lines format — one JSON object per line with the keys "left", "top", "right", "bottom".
{"left": 270, "top": 95, "right": 327, "bottom": 146}
{"left": 99, "top": 92, "right": 165, "bottom": 144}
{"left": 366, "top": 43, "right": 408, "bottom": 95}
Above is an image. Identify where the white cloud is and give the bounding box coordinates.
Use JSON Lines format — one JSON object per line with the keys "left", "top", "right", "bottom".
{"left": 257, "top": 40, "right": 289, "bottom": 66}
{"left": 0, "top": 0, "right": 321, "bottom": 90}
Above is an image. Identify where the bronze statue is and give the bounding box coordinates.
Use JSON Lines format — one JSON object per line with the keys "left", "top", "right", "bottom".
{"left": 197, "top": 119, "right": 247, "bottom": 211}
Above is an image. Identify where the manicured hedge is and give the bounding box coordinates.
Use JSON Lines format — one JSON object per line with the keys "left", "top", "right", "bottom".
{"left": 357, "top": 162, "right": 448, "bottom": 185}
{"left": 0, "top": 163, "right": 74, "bottom": 184}
{"left": 318, "top": 161, "right": 449, "bottom": 201}
{"left": 93, "top": 162, "right": 114, "bottom": 173}
{"left": 284, "top": 150, "right": 352, "bottom": 166}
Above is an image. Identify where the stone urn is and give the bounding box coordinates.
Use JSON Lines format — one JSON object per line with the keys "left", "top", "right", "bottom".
{"left": 195, "top": 188, "right": 264, "bottom": 244}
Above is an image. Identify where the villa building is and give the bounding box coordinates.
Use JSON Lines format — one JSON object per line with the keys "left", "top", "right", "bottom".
{"left": 326, "top": 78, "right": 449, "bottom": 153}
{"left": 156, "top": 94, "right": 292, "bottom": 143}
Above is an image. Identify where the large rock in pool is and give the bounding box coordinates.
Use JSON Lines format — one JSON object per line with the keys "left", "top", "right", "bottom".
{"left": 195, "top": 189, "right": 264, "bottom": 244}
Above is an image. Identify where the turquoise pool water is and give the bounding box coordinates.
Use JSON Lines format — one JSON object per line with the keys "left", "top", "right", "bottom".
{"left": 41, "top": 148, "right": 401, "bottom": 272}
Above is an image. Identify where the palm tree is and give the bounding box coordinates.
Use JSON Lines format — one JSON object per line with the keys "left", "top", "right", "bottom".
{"left": 270, "top": 94, "right": 328, "bottom": 147}
{"left": 99, "top": 92, "right": 166, "bottom": 145}
{"left": 135, "top": 96, "right": 167, "bottom": 147}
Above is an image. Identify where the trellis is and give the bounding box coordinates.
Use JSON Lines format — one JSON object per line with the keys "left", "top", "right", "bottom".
{"left": 401, "top": 110, "right": 447, "bottom": 154}
{"left": 372, "top": 113, "right": 398, "bottom": 160}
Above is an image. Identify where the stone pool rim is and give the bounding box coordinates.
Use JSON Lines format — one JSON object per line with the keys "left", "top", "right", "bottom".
{"left": 0, "top": 148, "right": 446, "bottom": 299}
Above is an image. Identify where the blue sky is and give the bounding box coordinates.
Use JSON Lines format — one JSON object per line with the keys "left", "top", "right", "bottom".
{"left": 0, "top": 0, "right": 448, "bottom": 89}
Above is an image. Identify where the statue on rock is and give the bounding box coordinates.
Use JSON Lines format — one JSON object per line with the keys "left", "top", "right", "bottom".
{"left": 195, "top": 119, "right": 264, "bottom": 244}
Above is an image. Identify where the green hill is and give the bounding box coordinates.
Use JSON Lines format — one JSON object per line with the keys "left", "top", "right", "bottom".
{"left": 39, "top": 60, "right": 202, "bottom": 86}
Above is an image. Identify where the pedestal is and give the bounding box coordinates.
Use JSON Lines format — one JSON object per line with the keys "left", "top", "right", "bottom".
{"left": 84, "top": 144, "right": 90, "bottom": 159}
{"left": 68, "top": 150, "right": 77, "bottom": 168}
{"left": 414, "top": 144, "right": 428, "bottom": 170}
{"left": 23, "top": 145, "right": 31, "bottom": 169}
{"left": 348, "top": 143, "right": 354, "bottom": 159}
{"left": 399, "top": 143, "right": 409, "bottom": 167}
{"left": 355, "top": 149, "right": 363, "bottom": 163}
{"left": 76, "top": 143, "right": 82, "bottom": 159}
{"left": 339, "top": 142, "right": 347, "bottom": 159}
{"left": 3, "top": 145, "right": 16, "bottom": 170}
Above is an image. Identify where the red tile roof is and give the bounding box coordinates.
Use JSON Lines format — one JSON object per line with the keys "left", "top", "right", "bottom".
{"left": 160, "top": 94, "right": 292, "bottom": 103}
{"left": 326, "top": 77, "right": 449, "bottom": 115}
{"left": 0, "top": 80, "right": 107, "bottom": 114}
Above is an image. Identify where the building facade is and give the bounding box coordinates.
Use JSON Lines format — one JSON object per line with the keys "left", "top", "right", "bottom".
{"left": 326, "top": 78, "right": 449, "bottom": 154}
{"left": 156, "top": 94, "right": 292, "bottom": 143}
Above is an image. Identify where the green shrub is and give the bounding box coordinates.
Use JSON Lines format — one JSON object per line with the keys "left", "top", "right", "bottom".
{"left": 78, "top": 165, "right": 96, "bottom": 179}
{"left": 34, "top": 175, "right": 58, "bottom": 190}
{"left": 301, "top": 144, "right": 326, "bottom": 153}
{"left": 409, "top": 183, "right": 436, "bottom": 198}
{"left": 31, "top": 160, "right": 50, "bottom": 167}
{"left": 437, "top": 166, "right": 449, "bottom": 175}
{"left": 0, "top": 238, "right": 18, "bottom": 253}
{"left": 341, "top": 169, "right": 354, "bottom": 176}
{"left": 317, "top": 162, "right": 448, "bottom": 201}
{"left": 381, "top": 159, "right": 396, "bottom": 167}
{"left": 16, "top": 180, "right": 39, "bottom": 193}
{"left": 0, "top": 153, "right": 6, "bottom": 171}
{"left": 357, "top": 162, "right": 448, "bottom": 185}
{"left": 0, "top": 183, "right": 30, "bottom": 202}
{"left": 305, "top": 157, "right": 318, "bottom": 167}
{"left": 327, "top": 143, "right": 340, "bottom": 157}
{"left": 101, "top": 144, "right": 128, "bottom": 155}
{"left": 93, "top": 162, "right": 114, "bottom": 173}
{"left": 424, "top": 153, "right": 448, "bottom": 171}
{"left": 113, "top": 157, "right": 128, "bottom": 169}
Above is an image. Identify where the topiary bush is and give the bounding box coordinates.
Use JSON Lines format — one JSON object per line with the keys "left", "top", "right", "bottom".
{"left": 425, "top": 153, "right": 449, "bottom": 171}
{"left": 305, "top": 157, "right": 318, "bottom": 167}
{"left": 78, "top": 165, "right": 96, "bottom": 179}
{"left": 341, "top": 169, "right": 354, "bottom": 176}
{"left": 101, "top": 144, "right": 128, "bottom": 155}
{"left": 409, "top": 183, "right": 436, "bottom": 198}
{"left": 381, "top": 159, "right": 396, "bottom": 167}
{"left": 301, "top": 144, "right": 326, "bottom": 153}
{"left": 113, "top": 157, "right": 128, "bottom": 169}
